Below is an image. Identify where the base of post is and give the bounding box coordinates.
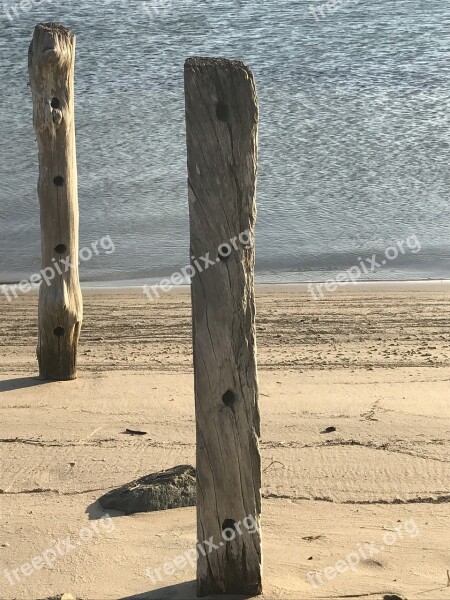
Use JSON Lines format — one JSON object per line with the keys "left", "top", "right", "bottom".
{"left": 197, "top": 581, "right": 263, "bottom": 598}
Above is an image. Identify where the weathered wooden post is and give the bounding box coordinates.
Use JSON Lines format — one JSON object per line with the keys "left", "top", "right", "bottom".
{"left": 29, "top": 23, "right": 83, "bottom": 380}
{"left": 184, "top": 57, "right": 262, "bottom": 597}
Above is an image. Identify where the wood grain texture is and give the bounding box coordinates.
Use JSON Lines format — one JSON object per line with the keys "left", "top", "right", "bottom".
{"left": 184, "top": 56, "right": 262, "bottom": 597}
{"left": 29, "top": 23, "right": 83, "bottom": 380}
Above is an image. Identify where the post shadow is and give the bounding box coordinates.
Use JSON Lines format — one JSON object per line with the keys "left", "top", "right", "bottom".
{"left": 0, "top": 376, "right": 49, "bottom": 393}
{"left": 118, "top": 581, "right": 256, "bottom": 600}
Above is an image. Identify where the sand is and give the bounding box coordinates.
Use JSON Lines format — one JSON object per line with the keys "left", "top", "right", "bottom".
{"left": 0, "top": 283, "right": 449, "bottom": 600}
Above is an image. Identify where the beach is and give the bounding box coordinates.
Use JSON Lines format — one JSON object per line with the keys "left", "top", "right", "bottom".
{"left": 2, "top": 1, "right": 449, "bottom": 598}
{"left": 0, "top": 283, "right": 449, "bottom": 599}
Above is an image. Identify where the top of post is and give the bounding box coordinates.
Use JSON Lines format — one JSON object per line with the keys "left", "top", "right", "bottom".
{"left": 185, "top": 56, "right": 254, "bottom": 79}
{"left": 28, "top": 22, "right": 75, "bottom": 71}
{"left": 34, "top": 22, "right": 73, "bottom": 36}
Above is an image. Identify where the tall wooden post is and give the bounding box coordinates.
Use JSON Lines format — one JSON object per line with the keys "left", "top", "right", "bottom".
{"left": 185, "top": 57, "right": 262, "bottom": 597}
{"left": 29, "top": 23, "right": 83, "bottom": 380}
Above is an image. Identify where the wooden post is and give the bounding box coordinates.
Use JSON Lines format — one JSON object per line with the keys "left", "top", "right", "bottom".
{"left": 184, "top": 57, "right": 262, "bottom": 597}
{"left": 29, "top": 23, "right": 83, "bottom": 380}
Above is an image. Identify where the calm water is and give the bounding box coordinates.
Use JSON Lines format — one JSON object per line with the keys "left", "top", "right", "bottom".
{"left": 1, "top": 0, "right": 449, "bottom": 284}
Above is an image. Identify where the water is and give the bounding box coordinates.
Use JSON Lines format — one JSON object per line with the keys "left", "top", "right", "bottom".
{"left": 1, "top": 0, "right": 449, "bottom": 284}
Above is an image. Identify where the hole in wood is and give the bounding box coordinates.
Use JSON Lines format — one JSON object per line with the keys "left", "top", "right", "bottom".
{"left": 222, "top": 519, "right": 237, "bottom": 541}
{"left": 54, "top": 244, "right": 67, "bottom": 254}
{"left": 222, "top": 390, "right": 236, "bottom": 408}
{"left": 53, "top": 176, "right": 64, "bottom": 186}
{"left": 216, "top": 101, "right": 229, "bottom": 122}
{"left": 218, "top": 243, "right": 232, "bottom": 262}
{"left": 54, "top": 327, "right": 65, "bottom": 338}
{"left": 51, "top": 97, "right": 61, "bottom": 109}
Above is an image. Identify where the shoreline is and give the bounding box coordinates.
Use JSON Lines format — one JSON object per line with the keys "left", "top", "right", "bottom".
{"left": 2, "top": 284, "right": 450, "bottom": 376}
{"left": 1, "top": 278, "right": 450, "bottom": 298}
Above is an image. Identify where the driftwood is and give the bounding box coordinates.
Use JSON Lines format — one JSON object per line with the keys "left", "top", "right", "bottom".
{"left": 28, "top": 23, "right": 82, "bottom": 380}
{"left": 184, "top": 57, "right": 262, "bottom": 596}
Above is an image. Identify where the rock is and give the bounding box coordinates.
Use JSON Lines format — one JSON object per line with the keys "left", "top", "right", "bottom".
{"left": 98, "top": 465, "right": 196, "bottom": 515}
{"left": 41, "top": 594, "right": 76, "bottom": 600}
{"left": 321, "top": 426, "right": 336, "bottom": 434}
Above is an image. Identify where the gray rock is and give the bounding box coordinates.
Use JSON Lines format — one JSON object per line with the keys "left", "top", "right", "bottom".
{"left": 41, "top": 594, "right": 76, "bottom": 600}
{"left": 98, "top": 465, "right": 196, "bottom": 515}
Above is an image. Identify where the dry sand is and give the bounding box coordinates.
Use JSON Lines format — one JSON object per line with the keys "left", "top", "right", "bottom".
{"left": 0, "top": 283, "right": 449, "bottom": 600}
